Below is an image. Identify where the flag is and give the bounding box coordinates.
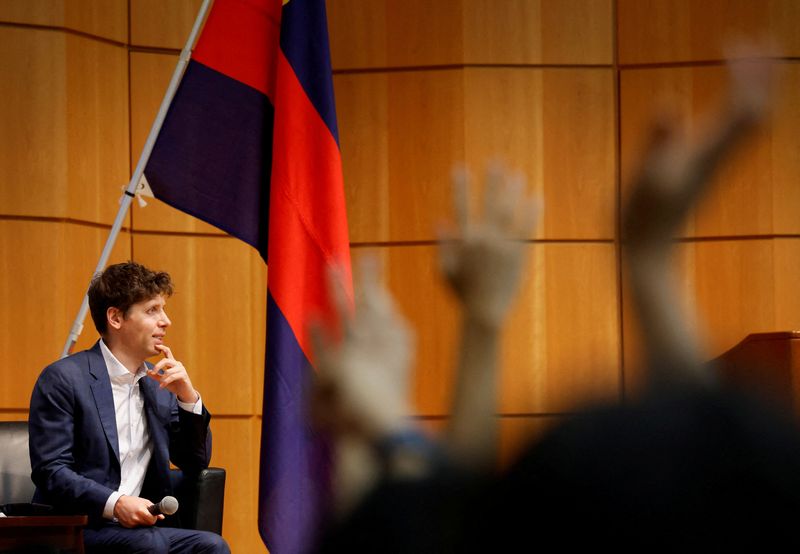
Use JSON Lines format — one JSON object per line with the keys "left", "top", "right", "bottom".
{"left": 143, "top": 0, "right": 352, "bottom": 552}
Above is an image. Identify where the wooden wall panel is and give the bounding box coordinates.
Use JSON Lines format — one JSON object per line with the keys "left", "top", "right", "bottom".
{"left": 773, "top": 239, "right": 800, "bottom": 332}
{"left": 693, "top": 240, "right": 778, "bottom": 358}
{"left": 464, "top": 67, "right": 615, "bottom": 239}
{"left": 209, "top": 417, "right": 266, "bottom": 554}
{"left": 769, "top": 66, "right": 800, "bottom": 235}
{"left": 328, "top": 0, "right": 388, "bottom": 70}
{"left": 378, "top": 0, "right": 463, "bottom": 67}
{"left": 129, "top": 52, "right": 223, "bottom": 235}
{"left": 0, "top": 221, "right": 130, "bottom": 409}
{"left": 64, "top": 34, "right": 130, "bottom": 224}
{"left": 0, "top": 28, "right": 67, "bottom": 218}
{"left": 130, "top": 0, "right": 204, "bottom": 49}
{"left": 0, "top": 28, "right": 128, "bottom": 224}
{"left": 386, "top": 70, "right": 465, "bottom": 241}
{"left": 463, "top": 0, "right": 613, "bottom": 65}
{"left": 339, "top": 67, "right": 614, "bottom": 243}
{"left": 249, "top": 257, "right": 268, "bottom": 417}
{"left": 335, "top": 73, "right": 390, "bottom": 244}
{"left": 620, "top": 63, "right": 800, "bottom": 238}
{"left": 0, "top": 0, "right": 127, "bottom": 43}
{"left": 0, "top": 1, "right": 69, "bottom": 26}
{"left": 618, "top": 0, "right": 798, "bottom": 65}
{"left": 540, "top": 69, "right": 615, "bottom": 238}
{"left": 330, "top": 0, "right": 463, "bottom": 69}
{"left": 462, "top": 67, "right": 545, "bottom": 237}
{"left": 502, "top": 243, "right": 620, "bottom": 413}
{"left": 329, "top": 0, "right": 614, "bottom": 69}
{"left": 132, "top": 234, "right": 266, "bottom": 416}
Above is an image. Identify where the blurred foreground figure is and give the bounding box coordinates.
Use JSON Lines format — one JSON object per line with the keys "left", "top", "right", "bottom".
{"left": 315, "top": 46, "right": 800, "bottom": 553}
{"left": 493, "top": 46, "right": 800, "bottom": 550}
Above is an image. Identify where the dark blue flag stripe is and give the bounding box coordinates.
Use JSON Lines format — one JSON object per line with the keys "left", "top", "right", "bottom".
{"left": 145, "top": 60, "right": 273, "bottom": 259}
{"left": 260, "top": 292, "right": 332, "bottom": 553}
{"left": 279, "top": 0, "right": 339, "bottom": 144}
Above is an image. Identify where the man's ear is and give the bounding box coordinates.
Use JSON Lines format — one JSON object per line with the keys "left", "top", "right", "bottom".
{"left": 107, "top": 307, "right": 124, "bottom": 331}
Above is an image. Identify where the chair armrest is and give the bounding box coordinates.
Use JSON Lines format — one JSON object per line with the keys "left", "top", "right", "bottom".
{"left": 170, "top": 467, "right": 226, "bottom": 535}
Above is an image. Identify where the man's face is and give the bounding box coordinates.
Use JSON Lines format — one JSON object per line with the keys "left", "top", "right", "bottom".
{"left": 115, "top": 294, "right": 171, "bottom": 360}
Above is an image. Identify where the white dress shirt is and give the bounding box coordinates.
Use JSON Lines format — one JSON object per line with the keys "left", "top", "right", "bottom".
{"left": 99, "top": 339, "right": 202, "bottom": 520}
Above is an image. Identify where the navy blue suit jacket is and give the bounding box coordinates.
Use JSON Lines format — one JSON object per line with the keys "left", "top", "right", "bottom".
{"left": 28, "top": 342, "right": 212, "bottom": 525}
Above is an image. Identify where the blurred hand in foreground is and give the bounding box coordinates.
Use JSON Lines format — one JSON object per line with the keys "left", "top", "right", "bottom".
{"left": 439, "top": 163, "right": 540, "bottom": 329}
{"left": 310, "top": 258, "right": 415, "bottom": 442}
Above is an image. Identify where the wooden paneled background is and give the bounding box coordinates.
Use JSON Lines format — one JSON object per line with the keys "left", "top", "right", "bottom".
{"left": 1, "top": 1, "right": 799, "bottom": 551}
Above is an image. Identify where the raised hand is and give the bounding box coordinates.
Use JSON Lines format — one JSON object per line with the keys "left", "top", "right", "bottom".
{"left": 622, "top": 44, "right": 776, "bottom": 387}
{"left": 440, "top": 163, "right": 540, "bottom": 470}
{"left": 310, "top": 258, "right": 415, "bottom": 441}
{"left": 623, "top": 45, "right": 775, "bottom": 256}
{"left": 439, "top": 164, "right": 539, "bottom": 328}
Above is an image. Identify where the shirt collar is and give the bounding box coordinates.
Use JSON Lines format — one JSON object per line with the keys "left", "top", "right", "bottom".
{"left": 99, "top": 339, "right": 147, "bottom": 381}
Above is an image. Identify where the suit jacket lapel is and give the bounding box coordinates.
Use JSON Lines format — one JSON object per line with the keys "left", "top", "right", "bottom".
{"left": 87, "top": 342, "right": 121, "bottom": 463}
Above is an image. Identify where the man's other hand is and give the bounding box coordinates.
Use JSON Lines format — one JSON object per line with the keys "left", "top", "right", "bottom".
{"left": 113, "top": 495, "right": 163, "bottom": 528}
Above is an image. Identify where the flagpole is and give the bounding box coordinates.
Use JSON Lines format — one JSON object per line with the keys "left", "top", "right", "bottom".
{"left": 60, "top": 0, "right": 214, "bottom": 358}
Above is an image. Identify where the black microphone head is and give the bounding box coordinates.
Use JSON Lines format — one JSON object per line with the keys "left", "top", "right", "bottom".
{"left": 160, "top": 495, "right": 179, "bottom": 516}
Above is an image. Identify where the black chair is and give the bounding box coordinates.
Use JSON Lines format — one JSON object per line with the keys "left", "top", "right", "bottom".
{"left": 0, "top": 421, "right": 226, "bottom": 534}
{"left": 0, "top": 422, "right": 32, "bottom": 507}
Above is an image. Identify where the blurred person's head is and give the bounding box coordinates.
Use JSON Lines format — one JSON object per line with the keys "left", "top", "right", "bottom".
{"left": 491, "top": 386, "right": 800, "bottom": 550}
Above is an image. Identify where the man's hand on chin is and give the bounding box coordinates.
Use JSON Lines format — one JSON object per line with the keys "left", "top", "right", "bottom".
{"left": 148, "top": 344, "right": 200, "bottom": 403}
{"left": 113, "top": 495, "right": 163, "bottom": 528}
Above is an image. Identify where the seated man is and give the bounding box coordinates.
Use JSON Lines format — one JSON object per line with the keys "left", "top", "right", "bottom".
{"left": 29, "top": 261, "right": 229, "bottom": 554}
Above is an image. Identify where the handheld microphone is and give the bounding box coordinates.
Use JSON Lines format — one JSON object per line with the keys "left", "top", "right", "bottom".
{"left": 147, "top": 495, "right": 179, "bottom": 516}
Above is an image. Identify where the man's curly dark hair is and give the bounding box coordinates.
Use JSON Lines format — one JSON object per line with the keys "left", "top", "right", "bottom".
{"left": 88, "top": 261, "right": 173, "bottom": 335}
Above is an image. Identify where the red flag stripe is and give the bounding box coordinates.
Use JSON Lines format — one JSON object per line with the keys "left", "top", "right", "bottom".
{"left": 193, "top": 0, "right": 280, "bottom": 99}
{"left": 269, "top": 48, "right": 352, "bottom": 361}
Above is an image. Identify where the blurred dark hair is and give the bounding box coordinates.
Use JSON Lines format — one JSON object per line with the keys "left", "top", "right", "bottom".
{"left": 488, "top": 387, "right": 800, "bottom": 551}
{"left": 88, "top": 261, "right": 173, "bottom": 335}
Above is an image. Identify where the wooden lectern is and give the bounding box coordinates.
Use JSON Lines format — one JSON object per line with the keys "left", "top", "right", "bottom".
{"left": 713, "top": 331, "right": 800, "bottom": 416}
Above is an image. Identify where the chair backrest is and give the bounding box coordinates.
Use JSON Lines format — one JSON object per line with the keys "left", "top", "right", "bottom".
{"left": 0, "top": 421, "right": 35, "bottom": 505}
